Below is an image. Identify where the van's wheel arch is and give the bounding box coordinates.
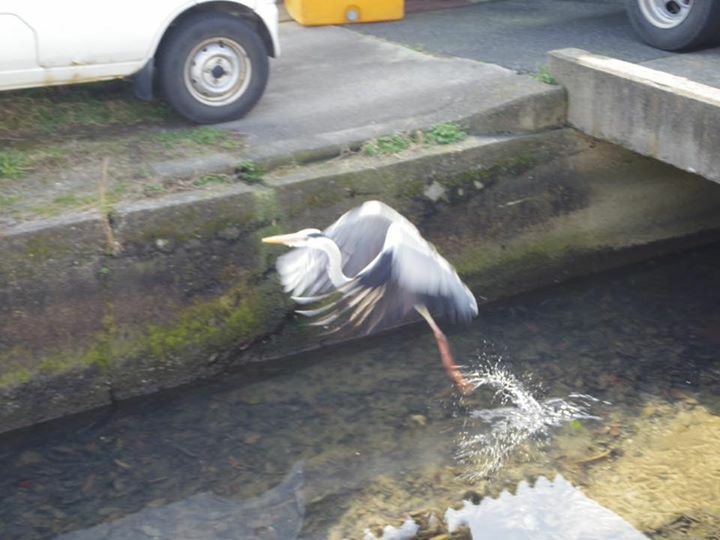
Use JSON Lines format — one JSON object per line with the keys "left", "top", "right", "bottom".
{"left": 157, "top": 12, "right": 269, "bottom": 123}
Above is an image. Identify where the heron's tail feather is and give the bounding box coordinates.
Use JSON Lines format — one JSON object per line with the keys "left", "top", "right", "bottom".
{"left": 303, "top": 283, "right": 367, "bottom": 331}
{"left": 291, "top": 293, "right": 332, "bottom": 305}
{"left": 348, "top": 286, "right": 384, "bottom": 329}
{"left": 307, "top": 298, "right": 356, "bottom": 327}
{"left": 295, "top": 303, "right": 337, "bottom": 317}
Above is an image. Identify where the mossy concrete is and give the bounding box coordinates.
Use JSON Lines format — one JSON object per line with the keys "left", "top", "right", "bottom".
{"left": 3, "top": 128, "right": 720, "bottom": 433}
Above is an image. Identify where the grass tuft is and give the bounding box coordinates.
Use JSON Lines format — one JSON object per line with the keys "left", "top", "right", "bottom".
{"left": 534, "top": 66, "right": 558, "bottom": 85}
{"left": 425, "top": 123, "right": 467, "bottom": 145}
{"left": 363, "top": 134, "right": 413, "bottom": 156}
{"left": 235, "top": 160, "right": 264, "bottom": 184}
{"left": 0, "top": 151, "right": 29, "bottom": 179}
{"left": 193, "top": 174, "right": 233, "bottom": 187}
{"left": 362, "top": 123, "right": 468, "bottom": 157}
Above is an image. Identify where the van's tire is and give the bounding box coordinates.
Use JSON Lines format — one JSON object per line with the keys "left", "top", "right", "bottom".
{"left": 158, "top": 12, "right": 269, "bottom": 124}
{"left": 626, "top": 0, "right": 720, "bottom": 51}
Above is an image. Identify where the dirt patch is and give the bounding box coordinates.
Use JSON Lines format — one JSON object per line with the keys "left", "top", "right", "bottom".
{"left": 0, "top": 128, "right": 247, "bottom": 228}
{"left": 587, "top": 405, "right": 720, "bottom": 532}
{"left": 0, "top": 81, "right": 250, "bottom": 228}
{"left": 0, "top": 80, "right": 177, "bottom": 141}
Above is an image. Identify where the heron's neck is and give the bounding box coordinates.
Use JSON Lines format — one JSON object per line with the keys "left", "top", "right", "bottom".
{"left": 313, "top": 237, "right": 351, "bottom": 288}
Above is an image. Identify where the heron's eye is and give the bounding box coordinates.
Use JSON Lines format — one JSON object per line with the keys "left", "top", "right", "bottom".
{"left": 307, "top": 232, "right": 323, "bottom": 238}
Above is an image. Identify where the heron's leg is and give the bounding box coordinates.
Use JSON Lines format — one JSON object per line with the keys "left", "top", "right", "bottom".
{"left": 415, "top": 305, "right": 474, "bottom": 395}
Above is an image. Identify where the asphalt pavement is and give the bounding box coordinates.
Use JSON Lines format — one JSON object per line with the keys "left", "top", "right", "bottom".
{"left": 352, "top": 0, "right": 720, "bottom": 87}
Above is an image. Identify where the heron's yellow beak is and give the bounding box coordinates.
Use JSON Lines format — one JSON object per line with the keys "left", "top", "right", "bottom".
{"left": 261, "top": 233, "right": 295, "bottom": 245}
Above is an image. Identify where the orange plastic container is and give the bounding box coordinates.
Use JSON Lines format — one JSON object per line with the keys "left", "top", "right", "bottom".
{"left": 285, "top": 0, "right": 404, "bottom": 26}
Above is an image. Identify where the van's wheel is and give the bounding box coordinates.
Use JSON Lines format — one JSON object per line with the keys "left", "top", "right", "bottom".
{"left": 626, "top": 0, "right": 720, "bottom": 51}
{"left": 158, "top": 12, "right": 269, "bottom": 123}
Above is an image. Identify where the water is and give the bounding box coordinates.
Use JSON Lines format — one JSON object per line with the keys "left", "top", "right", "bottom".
{"left": 1, "top": 244, "right": 720, "bottom": 539}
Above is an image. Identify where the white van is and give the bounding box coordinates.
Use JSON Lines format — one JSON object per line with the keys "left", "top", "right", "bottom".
{"left": 0, "top": 1, "right": 279, "bottom": 123}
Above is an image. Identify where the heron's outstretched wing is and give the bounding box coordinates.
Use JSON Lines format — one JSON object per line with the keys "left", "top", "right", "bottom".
{"left": 325, "top": 201, "right": 415, "bottom": 277}
{"left": 275, "top": 201, "right": 410, "bottom": 298}
{"left": 309, "top": 221, "right": 478, "bottom": 334}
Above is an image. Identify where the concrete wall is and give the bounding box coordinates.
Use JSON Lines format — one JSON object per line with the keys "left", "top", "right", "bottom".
{"left": 3, "top": 128, "right": 720, "bottom": 433}
{"left": 549, "top": 48, "right": 720, "bottom": 184}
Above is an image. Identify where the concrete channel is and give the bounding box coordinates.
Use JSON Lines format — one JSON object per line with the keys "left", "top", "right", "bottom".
{"left": 3, "top": 26, "right": 720, "bottom": 434}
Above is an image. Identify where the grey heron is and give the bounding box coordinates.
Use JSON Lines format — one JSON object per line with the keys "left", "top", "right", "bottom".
{"left": 262, "top": 200, "right": 478, "bottom": 393}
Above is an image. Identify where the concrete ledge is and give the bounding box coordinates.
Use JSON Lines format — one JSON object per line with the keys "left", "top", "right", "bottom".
{"left": 548, "top": 47, "right": 720, "bottom": 183}
{"left": 242, "top": 82, "right": 566, "bottom": 165}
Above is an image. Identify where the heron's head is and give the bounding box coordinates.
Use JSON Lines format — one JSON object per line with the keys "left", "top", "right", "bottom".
{"left": 261, "top": 228, "right": 324, "bottom": 248}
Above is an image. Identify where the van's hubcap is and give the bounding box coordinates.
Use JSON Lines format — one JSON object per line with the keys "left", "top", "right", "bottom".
{"left": 638, "top": 0, "right": 693, "bottom": 29}
{"left": 185, "top": 38, "right": 251, "bottom": 106}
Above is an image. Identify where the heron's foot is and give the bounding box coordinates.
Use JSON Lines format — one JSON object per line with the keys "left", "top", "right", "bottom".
{"left": 445, "top": 363, "right": 475, "bottom": 396}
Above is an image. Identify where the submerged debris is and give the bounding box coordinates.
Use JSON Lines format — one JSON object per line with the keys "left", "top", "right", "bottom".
{"left": 363, "top": 517, "right": 419, "bottom": 540}
{"left": 56, "top": 462, "right": 305, "bottom": 540}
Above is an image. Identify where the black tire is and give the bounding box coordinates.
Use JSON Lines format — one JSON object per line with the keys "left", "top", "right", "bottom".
{"left": 158, "top": 12, "right": 269, "bottom": 123}
{"left": 626, "top": 0, "right": 720, "bottom": 51}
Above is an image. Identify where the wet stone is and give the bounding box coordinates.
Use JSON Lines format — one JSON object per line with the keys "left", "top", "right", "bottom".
{"left": 409, "top": 414, "right": 428, "bottom": 427}
{"left": 18, "top": 451, "right": 44, "bottom": 466}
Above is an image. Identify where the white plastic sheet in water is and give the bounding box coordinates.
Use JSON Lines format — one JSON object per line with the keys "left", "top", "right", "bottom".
{"left": 446, "top": 474, "right": 648, "bottom": 540}
{"left": 56, "top": 462, "right": 305, "bottom": 540}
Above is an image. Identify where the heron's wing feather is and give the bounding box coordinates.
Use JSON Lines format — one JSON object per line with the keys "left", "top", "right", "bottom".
{"left": 307, "top": 221, "right": 477, "bottom": 335}
{"left": 308, "top": 250, "right": 417, "bottom": 335}
{"left": 383, "top": 222, "right": 478, "bottom": 324}
{"left": 325, "top": 200, "right": 416, "bottom": 277}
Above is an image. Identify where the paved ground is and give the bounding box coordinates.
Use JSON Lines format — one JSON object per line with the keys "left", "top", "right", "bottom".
{"left": 222, "top": 22, "right": 551, "bottom": 153}
{"left": 352, "top": 0, "right": 720, "bottom": 87}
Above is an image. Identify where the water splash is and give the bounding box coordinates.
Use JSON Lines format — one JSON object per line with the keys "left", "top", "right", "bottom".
{"left": 457, "top": 359, "right": 604, "bottom": 480}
